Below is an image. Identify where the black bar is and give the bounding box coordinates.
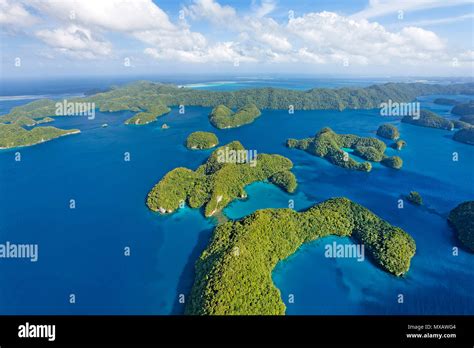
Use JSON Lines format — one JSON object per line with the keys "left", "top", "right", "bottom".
{"left": 0, "top": 315, "right": 472, "bottom": 346}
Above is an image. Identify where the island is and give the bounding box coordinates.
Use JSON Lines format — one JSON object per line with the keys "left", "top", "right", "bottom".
{"left": 1, "top": 80, "right": 473, "bottom": 149}
{"left": 146, "top": 141, "right": 297, "bottom": 217}
{"left": 448, "top": 201, "right": 474, "bottom": 252}
{"left": 185, "top": 197, "right": 416, "bottom": 315}
{"left": 460, "top": 115, "right": 474, "bottom": 125}
{"left": 452, "top": 119, "right": 472, "bottom": 130}
{"left": 406, "top": 191, "right": 423, "bottom": 205}
{"left": 433, "top": 98, "right": 459, "bottom": 106}
{"left": 268, "top": 170, "right": 297, "bottom": 193}
{"left": 391, "top": 139, "right": 407, "bottom": 150}
{"left": 453, "top": 128, "right": 474, "bottom": 145}
{"left": 15, "top": 116, "right": 37, "bottom": 127}
{"left": 36, "top": 117, "right": 54, "bottom": 124}
{"left": 0, "top": 99, "right": 57, "bottom": 123}
{"left": 451, "top": 101, "right": 474, "bottom": 116}
{"left": 124, "top": 104, "right": 171, "bottom": 125}
{"left": 286, "top": 127, "right": 403, "bottom": 171}
{"left": 3, "top": 82, "right": 473, "bottom": 124}
{"left": 209, "top": 104, "right": 261, "bottom": 129}
{"left": 381, "top": 155, "right": 403, "bottom": 169}
{"left": 0, "top": 123, "right": 80, "bottom": 149}
{"left": 401, "top": 109, "right": 453, "bottom": 130}
{"left": 376, "top": 124, "right": 400, "bottom": 140}
{"left": 186, "top": 131, "right": 219, "bottom": 150}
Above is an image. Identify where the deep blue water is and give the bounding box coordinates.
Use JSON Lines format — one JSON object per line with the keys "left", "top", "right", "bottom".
{"left": 0, "top": 79, "right": 473, "bottom": 315}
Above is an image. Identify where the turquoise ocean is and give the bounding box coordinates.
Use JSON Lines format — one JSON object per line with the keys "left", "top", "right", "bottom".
{"left": 0, "top": 77, "right": 472, "bottom": 314}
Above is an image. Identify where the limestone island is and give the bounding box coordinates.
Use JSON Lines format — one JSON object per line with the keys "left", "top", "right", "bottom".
{"left": 185, "top": 197, "right": 416, "bottom": 315}
{"left": 124, "top": 104, "right": 171, "bottom": 125}
{"left": 3, "top": 82, "right": 473, "bottom": 126}
{"left": 209, "top": 104, "right": 261, "bottom": 129}
{"left": 433, "top": 98, "right": 459, "bottom": 106}
{"left": 406, "top": 191, "right": 423, "bottom": 205}
{"left": 186, "top": 131, "right": 219, "bottom": 150}
{"left": 381, "top": 156, "right": 403, "bottom": 169}
{"left": 36, "top": 117, "right": 54, "bottom": 124}
{"left": 2, "top": 81, "right": 473, "bottom": 149}
{"left": 146, "top": 141, "right": 297, "bottom": 217}
{"left": 459, "top": 115, "right": 474, "bottom": 126}
{"left": 452, "top": 119, "right": 472, "bottom": 130}
{"left": 451, "top": 101, "right": 474, "bottom": 116}
{"left": 453, "top": 128, "right": 474, "bottom": 145}
{"left": 15, "top": 116, "right": 37, "bottom": 127}
{"left": 286, "top": 127, "right": 403, "bottom": 171}
{"left": 377, "top": 123, "right": 400, "bottom": 140}
{"left": 401, "top": 109, "right": 474, "bottom": 145}
{"left": 391, "top": 139, "right": 407, "bottom": 150}
{"left": 0, "top": 123, "right": 80, "bottom": 149}
{"left": 448, "top": 201, "right": 474, "bottom": 253}
{"left": 401, "top": 109, "right": 453, "bottom": 130}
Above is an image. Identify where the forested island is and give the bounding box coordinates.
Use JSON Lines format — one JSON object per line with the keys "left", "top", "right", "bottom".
{"left": 146, "top": 141, "right": 297, "bottom": 217}
{"left": 3, "top": 81, "right": 473, "bottom": 123}
{"left": 186, "top": 131, "right": 219, "bottom": 149}
{"left": 400, "top": 109, "right": 474, "bottom": 145}
{"left": 392, "top": 139, "right": 407, "bottom": 150}
{"left": 448, "top": 201, "right": 474, "bottom": 252}
{"left": 451, "top": 101, "right": 474, "bottom": 116}
{"left": 286, "top": 127, "right": 403, "bottom": 171}
{"left": 407, "top": 191, "right": 423, "bottom": 205}
{"left": 185, "top": 197, "right": 416, "bottom": 315}
{"left": 209, "top": 104, "right": 261, "bottom": 129}
{"left": 124, "top": 104, "right": 170, "bottom": 125}
{"left": 433, "top": 98, "right": 459, "bottom": 106}
{"left": 377, "top": 124, "right": 400, "bottom": 140}
{"left": 36, "top": 117, "right": 54, "bottom": 124}
{"left": 401, "top": 109, "right": 454, "bottom": 130}
{"left": 0, "top": 123, "right": 80, "bottom": 149}
{"left": 453, "top": 128, "right": 474, "bottom": 145}
{"left": 459, "top": 115, "right": 474, "bottom": 125}
{"left": 14, "top": 115, "right": 54, "bottom": 126}
{"left": 15, "top": 116, "right": 37, "bottom": 127}
{"left": 1, "top": 80, "right": 473, "bottom": 149}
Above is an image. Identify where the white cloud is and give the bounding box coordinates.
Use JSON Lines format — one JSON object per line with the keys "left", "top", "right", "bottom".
{"left": 252, "top": 0, "right": 277, "bottom": 18}
{"left": 27, "top": 0, "right": 175, "bottom": 32}
{"left": 36, "top": 25, "right": 112, "bottom": 59}
{"left": 399, "top": 27, "right": 444, "bottom": 51}
{"left": 0, "top": 0, "right": 37, "bottom": 27}
{"left": 184, "top": 0, "right": 292, "bottom": 53}
{"left": 256, "top": 32, "right": 292, "bottom": 52}
{"left": 0, "top": 0, "right": 470, "bottom": 72}
{"left": 295, "top": 48, "right": 326, "bottom": 64}
{"left": 394, "top": 13, "right": 474, "bottom": 27}
{"left": 458, "top": 50, "right": 474, "bottom": 62}
{"left": 134, "top": 28, "right": 208, "bottom": 52}
{"left": 180, "top": 2, "right": 449, "bottom": 66}
{"left": 25, "top": 0, "right": 208, "bottom": 61}
{"left": 184, "top": 0, "right": 238, "bottom": 26}
{"left": 144, "top": 41, "right": 256, "bottom": 64}
{"left": 285, "top": 11, "right": 446, "bottom": 65}
{"left": 352, "top": 0, "right": 473, "bottom": 20}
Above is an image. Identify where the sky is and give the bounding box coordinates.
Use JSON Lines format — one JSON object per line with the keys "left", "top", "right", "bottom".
{"left": 0, "top": 0, "right": 473, "bottom": 79}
